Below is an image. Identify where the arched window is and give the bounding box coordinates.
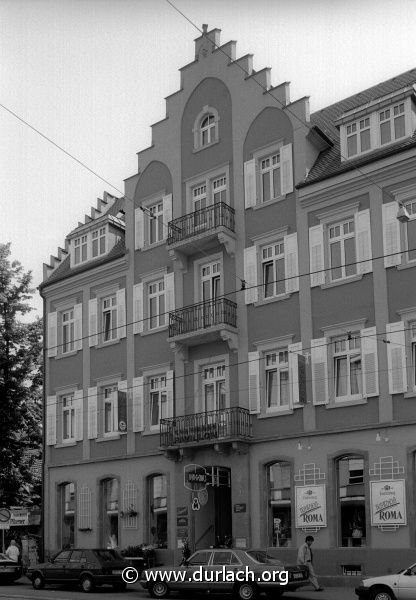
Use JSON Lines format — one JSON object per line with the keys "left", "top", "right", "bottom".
{"left": 337, "top": 455, "right": 366, "bottom": 547}
{"left": 148, "top": 474, "right": 167, "bottom": 548}
{"left": 200, "top": 114, "right": 216, "bottom": 146}
{"left": 193, "top": 106, "right": 219, "bottom": 150}
{"left": 101, "top": 478, "right": 119, "bottom": 548}
{"left": 58, "top": 482, "right": 75, "bottom": 549}
{"left": 267, "top": 462, "right": 292, "bottom": 547}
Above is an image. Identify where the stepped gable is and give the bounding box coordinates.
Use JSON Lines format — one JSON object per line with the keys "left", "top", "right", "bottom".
{"left": 299, "top": 68, "right": 416, "bottom": 187}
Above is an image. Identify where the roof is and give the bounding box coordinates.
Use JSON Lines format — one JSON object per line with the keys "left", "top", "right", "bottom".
{"left": 40, "top": 238, "right": 126, "bottom": 290}
{"left": 299, "top": 68, "right": 416, "bottom": 187}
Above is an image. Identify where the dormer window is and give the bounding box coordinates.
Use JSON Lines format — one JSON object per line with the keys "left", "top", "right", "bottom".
{"left": 193, "top": 105, "right": 219, "bottom": 151}
{"left": 347, "top": 118, "right": 371, "bottom": 157}
{"left": 92, "top": 227, "right": 106, "bottom": 258}
{"left": 69, "top": 222, "right": 119, "bottom": 268}
{"left": 74, "top": 235, "right": 88, "bottom": 265}
{"left": 379, "top": 102, "right": 405, "bottom": 145}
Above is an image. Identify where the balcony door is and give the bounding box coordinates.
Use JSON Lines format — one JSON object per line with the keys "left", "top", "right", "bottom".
{"left": 201, "top": 261, "right": 221, "bottom": 328}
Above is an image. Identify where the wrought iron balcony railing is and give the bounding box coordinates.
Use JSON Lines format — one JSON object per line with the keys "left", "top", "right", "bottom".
{"left": 167, "top": 202, "right": 235, "bottom": 245}
{"left": 160, "top": 407, "right": 252, "bottom": 448}
{"left": 168, "top": 297, "right": 237, "bottom": 338}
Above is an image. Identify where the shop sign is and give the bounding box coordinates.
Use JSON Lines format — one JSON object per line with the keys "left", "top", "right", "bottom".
{"left": 234, "top": 503, "right": 246, "bottom": 513}
{"left": 176, "top": 506, "right": 188, "bottom": 517}
{"left": 177, "top": 517, "right": 188, "bottom": 527}
{"left": 184, "top": 464, "right": 207, "bottom": 490}
{"left": 10, "top": 507, "right": 29, "bottom": 526}
{"left": 370, "top": 480, "right": 406, "bottom": 526}
{"left": 295, "top": 485, "right": 327, "bottom": 528}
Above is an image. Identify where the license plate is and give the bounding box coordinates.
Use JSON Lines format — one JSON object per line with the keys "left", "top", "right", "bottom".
{"left": 292, "top": 572, "right": 305, "bottom": 579}
{"left": 112, "top": 570, "right": 123, "bottom": 574}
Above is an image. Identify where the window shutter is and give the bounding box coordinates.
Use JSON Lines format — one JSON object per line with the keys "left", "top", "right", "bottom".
{"left": 162, "top": 194, "right": 172, "bottom": 240}
{"left": 74, "top": 389, "right": 84, "bottom": 441}
{"left": 284, "top": 232, "right": 299, "bottom": 293}
{"left": 135, "top": 206, "right": 144, "bottom": 250}
{"left": 288, "top": 342, "right": 307, "bottom": 405}
{"left": 382, "top": 202, "right": 401, "bottom": 267}
{"left": 386, "top": 321, "right": 407, "bottom": 394}
{"left": 133, "top": 283, "right": 143, "bottom": 334}
{"left": 355, "top": 209, "right": 373, "bottom": 274}
{"left": 248, "top": 351, "right": 260, "bottom": 414}
{"left": 280, "top": 143, "right": 294, "bottom": 195}
{"left": 311, "top": 337, "right": 329, "bottom": 405}
{"left": 132, "top": 376, "right": 144, "bottom": 432}
{"left": 74, "top": 303, "right": 83, "bottom": 351}
{"left": 78, "top": 485, "right": 92, "bottom": 530}
{"left": 87, "top": 387, "right": 98, "bottom": 439}
{"left": 116, "top": 288, "right": 126, "bottom": 339}
{"left": 117, "top": 380, "right": 128, "bottom": 433}
{"left": 361, "top": 327, "right": 379, "bottom": 397}
{"left": 309, "top": 225, "right": 325, "bottom": 287}
{"left": 166, "top": 370, "right": 174, "bottom": 419}
{"left": 164, "top": 272, "right": 175, "bottom": 314}
{"left": 244, "top": 246, "right": 258, "bottom": 304}
{"left": 47, "top": 311, "right": 57, "bottom": 358}
{"left": 244, "top": 158, "right": 256, "bottom": 208}
{"left": 46, "top": 395, "right": 56, "bottom": 446}
{"left": 88, "top": 298, "right": 98, "bottom": 347}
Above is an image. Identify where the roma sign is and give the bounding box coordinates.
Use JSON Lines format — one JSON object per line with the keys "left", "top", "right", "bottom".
{"left": 370, "top": 480, "right": 406, "bottom": 527}
{"left": 295, "top": 485, "right": 327, "bottom": 528}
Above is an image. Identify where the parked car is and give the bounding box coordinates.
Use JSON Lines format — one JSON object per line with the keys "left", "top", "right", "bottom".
{"left": 0, "top": 552, "right": 22, "bottom": 584}
{"left": 27, "top": 548, "right": 127, "bottom": 593}
{"left": 355, "top": 563, "right": 416, "bottom": 600}
{"left": 140, "top": 547, "right": 309, "bottom": 599}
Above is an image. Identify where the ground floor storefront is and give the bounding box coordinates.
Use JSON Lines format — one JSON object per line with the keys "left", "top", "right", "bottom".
{"left": 45, "top": 424, "right": 416, "bottom": 576}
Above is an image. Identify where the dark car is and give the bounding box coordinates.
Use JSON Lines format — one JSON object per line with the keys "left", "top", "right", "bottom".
{"left": 27, "top": 548, "right": 127, "bottom": 593}
{"left": 140, "top": 547, "right": 308, "bottom": 599}
{"left": 0, "top": 552, "right": 22, "bottom": 584}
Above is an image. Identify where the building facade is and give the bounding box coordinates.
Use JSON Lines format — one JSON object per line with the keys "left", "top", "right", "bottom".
{"left": 40, "top": 28, "right": 416, "bottom": 577}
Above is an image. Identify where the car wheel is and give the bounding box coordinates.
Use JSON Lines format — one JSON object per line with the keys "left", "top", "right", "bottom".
{"left": 370, "top": 587, "right": 395, "bottom": 600}
{"left": 149, "top": 581, "right": 170, "bottom": 598}
{"left": 113, "top": 581, "right": 127, "bottom": 592}
{"left": 32, "top": 573, "right": 45, "bottom": 590}
{"left": 235, "top": 582, "right": 258, "bottom": 600}
{"left": 80, "top": 574, "right": 95, "bottom": 593}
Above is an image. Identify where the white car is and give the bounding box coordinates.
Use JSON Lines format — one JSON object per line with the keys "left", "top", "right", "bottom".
{"left": 355, "top": 563, "right": 416, "bottom": 600}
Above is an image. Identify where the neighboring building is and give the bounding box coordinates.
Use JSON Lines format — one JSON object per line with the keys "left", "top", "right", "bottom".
{"left": 40, "top": 27, "right": 416, "bottom": 577}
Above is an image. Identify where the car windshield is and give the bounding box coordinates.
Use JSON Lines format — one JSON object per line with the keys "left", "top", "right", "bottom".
{"left": 246, "top": 551, "right": 283, "bottom": 565}
{"left": 95, "top": 550, "right": 120, "bottom": 562}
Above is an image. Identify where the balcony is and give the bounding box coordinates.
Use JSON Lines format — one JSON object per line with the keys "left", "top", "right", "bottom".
{"left": 160, "top": 407, "right": 252, "bottom": 450}
{"left": 168, "top": 297, "right": 237, "bottom": 351}
{"left": 167, "top": 203, "right": 236, "bottom": 265}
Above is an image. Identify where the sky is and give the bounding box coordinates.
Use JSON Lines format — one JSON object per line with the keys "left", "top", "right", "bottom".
{"left": 1, "top": 0, "right": 416, "bottom": 319}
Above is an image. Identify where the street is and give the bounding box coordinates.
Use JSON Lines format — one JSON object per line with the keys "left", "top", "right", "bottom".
{"left": 0, "top": 577, "right": 357, "bottom": 600}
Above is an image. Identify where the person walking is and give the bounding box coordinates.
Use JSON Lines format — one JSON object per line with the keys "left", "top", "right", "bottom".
{"left": 297, "top": 535, "right": 323, "bottom": 591}
{"left": 5, "top": 539, "right": 20, "bottom": 563}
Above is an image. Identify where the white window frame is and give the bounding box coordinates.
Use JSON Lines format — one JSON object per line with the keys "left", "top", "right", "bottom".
{"left": 102, "top": 294, "right": 117, "bottom": 343}
{"left": 332, "top": 334, "right": 362, "bottom": 401}
{"left": 379, "top": 102, "right": 406, "bottom": 146}
{"left": 149, "top": 375, "right": 167, "bottom": 430}
{"left": 148, "top": 278, "right": 166, "bottom": 330}
{"left": 62, "top": 393, "right": 75, "bottom": 443}
{"left": 185, "top": 165, "right": 230, "bottom": 215}
{"left": 102, "top": 384, "right": 118, "bottom": 437}
{"left": 202, "top": 364, "right": 227, "bottom": 412}
{"left": 70, "top": 224, "right": 109, "bottom": 267}
{"left": 254, "top": 143, "right": 284, "bottom": 204}
{"left": 193, "top": 105, "right": 220, "bottom": 151}
{"left": 261, "top": 240, "right": 286, "bottom": 299}
{"left": 194, "top": 253, "right": 224, "bottom": 304}
{"left": 346, "top": 117, "right": 371, "bottom": 158}
{"left": 328, "top": 217, "right": 357, "bottom": 282}
{"left": 62, "top": 309, "right": 75, "bottom": 354}
{"left": 264, "top": 349, "right": 290, "bottom": 412}
{"left": 200, "top": 114, "right": 216, "bottom": 147}
{"left": 148, "top": 200, "right": 164, "bottom": 245}
{"left": 92, "top": 226, "right": 106, "bottom": 258}
{"left": 259, "top": 152, "right": 281, "bottom": 203}
{"left": 193, "top": 354, "right": 230, "bottom": 415}
{"left": 403, "top": 198, "right": 416, "bottom": 264}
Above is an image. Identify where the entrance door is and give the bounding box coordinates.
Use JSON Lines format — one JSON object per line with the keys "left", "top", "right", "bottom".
{"left": 193, "top": 467, "right": 232, "bottom": 550}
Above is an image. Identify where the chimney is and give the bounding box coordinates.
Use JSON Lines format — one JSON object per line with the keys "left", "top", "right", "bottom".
{"left": 194, "top": 25, "right": 221, "bottom": 60}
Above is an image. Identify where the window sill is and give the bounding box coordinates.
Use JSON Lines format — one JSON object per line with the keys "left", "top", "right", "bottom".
{"left": 321, "top": 274, "right": 363, "bottom": 289}
{"left": 259, "top": 408, "right": 294, "bottom": 418}
{"left": 55, "top": 441, "right": 77, "bottom": 448}
{"left": 403, "top": 391, "right": 416, "bottom": 399}
{"left": 251, "top": 195, "right": 287, "bottom": 210}
{"left": 254, "top": 293, "right": 291, "bottom": 307}
{"left": 55, "top": 350, "right": 79, "bottom": 360}
{"left": 397, "top": 261, "right": 416, "bottom": 271}
{"left": 96, "top": 338, "right": 121, "bottom": 349}
{"left": 140, "top": 240, "right": 167, "bottom": 252}
{"left": 142, "top": 429, "right": 160, "bottom": 436}
{"left": 96, "top": 434, "right": 121, "bottom": 442}
{"left": 141, "top": 325, "right": 168, "bottom": 337}
{"left": 326, "top": 396, "right": 367, "bottom": 408}
{"left": 193, "top": 139, "right": 220, "bottom": 154}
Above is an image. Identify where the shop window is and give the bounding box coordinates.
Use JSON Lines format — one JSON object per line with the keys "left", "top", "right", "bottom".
{"left": 102, "top": 478, "right": 119, "bottom": 548}
{"left": 337, "top": 456, "right": 366, "bottom": 547}
{"left": 267, "top": 462, "right": 292, "bottom": 547}
{"left": 148, "top": 474, "right": 167, "bottom": 548}
{"left": 59, "top": 482, "right": 75, "bottom": 549}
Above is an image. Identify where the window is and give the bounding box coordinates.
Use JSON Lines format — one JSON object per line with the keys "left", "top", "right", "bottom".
{"left": 101, "top": 478, "right": 119, "bottom": 548}
{"left": 62, "top": 309, "right": 75, "bottom": 353}
{"left": 150, "top": 375, "right": 167, "bottom": 428}
{"left": 265, "top": 350, "right": 289, "bottom": 410}
{"left": 379, "top": 103, "right": 405, "bottom": 145}
{"left": 192, "top": 184, "right": 207, "bottom": 212}
{"left": 409, "top": 322, "right": 416, "bottom": 390}
{"left": 260, "top": 153, "right": 281, "bottom": 202}
{"left": 92, "top": 227, "right": 106, "bottom": 257}
{"left": 203, "top": 364, "right": 226, "bottom": 412}
{"left": 148, "top": 475, "right": 167, "bottom": 548}
{"left": 188, "top": 551, "right": 211, "bottom": 566}
{"left": 62, "top": 394, "right": 75, "bottom": 442}
{"left": 329, "top": 219, "right": 357, "bottom": 281}
{"left": 213, "top": 176, "right": 227, "bottom": 204}
{"left": 267, "top": 462, "right": 292, "bottom": 547}
{"left": 59, "top": 483, "right": 75, "bottom": 549}
{"left": 262, "top": 241, "right": 285, "bottom": 298}
{"left": 333, "top": 335, "right": 362, "bottom": 399}
{"left": 149, "top": 279, "right": 165, "bottom": 330}
{"left": 103, "top": 385, "right": 118, "bottom": 435}
{"left": 337, "top": 456, "right": 366, "bottom": 547}
{"left": 346, "top": 118, "right": 371, "bottom": 157}
{"left": 200, "top": 114, "right": 216, "bottom": 147}
{"left": 102, "top": 295, "right": 117, "bottom": 342}
{"left": 404, "top": 199, "right": 416, "bottom": 262}
{"left": 149, "top": 202, "right": 164, "bottom": 245}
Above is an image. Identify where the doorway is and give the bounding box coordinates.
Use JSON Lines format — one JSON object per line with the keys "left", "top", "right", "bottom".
{"left": 193, "top": 466, "right": 232, "bottom": 549}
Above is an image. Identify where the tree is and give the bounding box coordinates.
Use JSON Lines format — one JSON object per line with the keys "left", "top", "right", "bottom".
{"left": 0, "top": 243, "right": 42, "bottom": 506}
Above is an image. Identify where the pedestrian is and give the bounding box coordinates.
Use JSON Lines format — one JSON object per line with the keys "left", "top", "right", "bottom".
{"left": 297, "top": 535, "right": 324, "bottom": 591}
{"left": 5, "top": 539, "right": 20, "bottom": 563}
